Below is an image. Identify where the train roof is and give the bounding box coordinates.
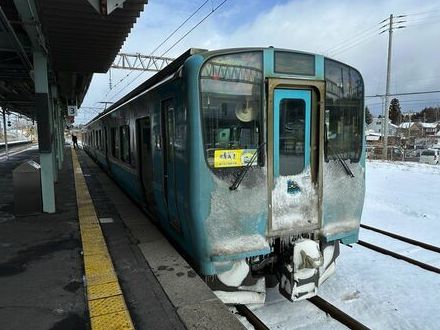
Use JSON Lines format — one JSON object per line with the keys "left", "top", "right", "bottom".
{"left": 85, "top": 48, "right": 207, "bottom": 126}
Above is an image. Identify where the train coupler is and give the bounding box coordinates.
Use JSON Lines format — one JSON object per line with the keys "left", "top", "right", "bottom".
{"left": 279, "top": 239, "right": 324, "bottom": 301}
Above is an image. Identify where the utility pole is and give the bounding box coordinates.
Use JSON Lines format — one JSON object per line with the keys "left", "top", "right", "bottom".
{"left": 381, "top": 14, "right": 406, "bottom": 160}
{"left": 382, "top": 14, "right": 393, "bottom": 160}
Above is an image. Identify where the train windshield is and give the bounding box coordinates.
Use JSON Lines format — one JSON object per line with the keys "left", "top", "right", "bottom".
{"left": 200, "top": 52, "right": 263, "bottom": 168}
{"left": 324, "top": 59, "right": 364, "bottom": 162}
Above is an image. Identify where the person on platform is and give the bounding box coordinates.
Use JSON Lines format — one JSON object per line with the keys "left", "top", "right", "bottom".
{"left": 72, "top": 134, "right": 79, "bottom": 149}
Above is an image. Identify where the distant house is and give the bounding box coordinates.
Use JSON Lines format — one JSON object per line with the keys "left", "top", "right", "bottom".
{"left": 367, "top": 117, "right": 397, "bottom": 136}
{"left": 397, "top": 122, "right": 423, "bottom": 137}
{"left": 420, "top": 122, "right": 440, "bottom": 136}
{"left": 366, "top": 132, "right": 381, "bottom": 145}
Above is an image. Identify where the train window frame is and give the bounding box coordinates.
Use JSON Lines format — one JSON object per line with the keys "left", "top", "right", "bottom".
{"left": 111, "top": 127, "right": 119, "bottom": 159}
{"left": 98, "top": 129, "right": 102, "bottom": 151}
{"left": 324, "top": 58, "right": 364, "bottom": 163}
{"left": 198, "top": 50, "right": 265, "bottom": 172}
{"left": 119, "top": 125, "right": 131, "bottom": 163}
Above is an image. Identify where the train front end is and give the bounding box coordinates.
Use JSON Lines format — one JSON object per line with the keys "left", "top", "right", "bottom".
{"left": 189, "top": 48, "right": 365, "bottom": 304}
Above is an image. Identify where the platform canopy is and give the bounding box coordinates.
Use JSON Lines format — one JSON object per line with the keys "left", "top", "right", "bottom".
{"left": 0, "top": 0, "right": 147, "bottom": 119}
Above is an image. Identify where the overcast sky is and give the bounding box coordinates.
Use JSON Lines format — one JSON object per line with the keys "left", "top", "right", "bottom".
{"left": 79, "top": 0, "right": 440, "bottom": 123}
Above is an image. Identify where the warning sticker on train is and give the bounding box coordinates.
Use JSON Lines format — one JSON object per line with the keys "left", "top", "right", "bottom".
{"left": 214, "top": 149, "right": 257, "bottom": 168}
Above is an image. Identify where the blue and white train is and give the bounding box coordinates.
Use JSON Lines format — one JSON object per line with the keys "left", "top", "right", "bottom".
{"left": 83, "top": 48, "right": 365, "bottom": 304}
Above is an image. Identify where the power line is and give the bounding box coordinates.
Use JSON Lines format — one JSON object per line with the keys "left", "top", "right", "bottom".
{"left": 366, "top": 90, "right": 440, "bottom": 98}
{"left": 149, "top": 0, "right": 210, "bottom": 57}
{"left": 159, "top": 0, "right": 228, "bottom": 56}
{"left": 325, "top": 24, "right": 381, "bottom": 55}
{"left": 107, "top": 0, "right": 229, "bottom": 103}
{"left": 105, "top": 0, "right": 211, "bottom": 96}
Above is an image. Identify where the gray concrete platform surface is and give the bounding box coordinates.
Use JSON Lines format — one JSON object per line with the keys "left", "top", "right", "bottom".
{"left": 0, "top": 146, "right": 245, "bottom": 329}
{"left": 77, "top": 149, "right": 245, "bottom": 330}
{"left": 0, "top": 147, "right": 87, "bottom": 330}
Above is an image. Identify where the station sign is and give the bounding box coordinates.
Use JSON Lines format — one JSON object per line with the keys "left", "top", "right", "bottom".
{"left": 67, "top": 105, "right": 78, "bottom": 116}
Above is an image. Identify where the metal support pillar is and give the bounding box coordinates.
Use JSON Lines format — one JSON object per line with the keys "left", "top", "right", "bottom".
{"left": 59, "top": 107, "right": 64, "bottom": 164}
{"left": 2, "top": 108, "right": 8, "bottom": 159}
{"left": 34, "top": 50, "right": 55, "bottom": 213}
{"left": 57, "top": 104, "right": 63, "bottom": 169}
{"left": 49, "top": 92, "right": 58, "bottom": 183}
{"left": 50, "top": 86, "right": 63, "bottom": 174}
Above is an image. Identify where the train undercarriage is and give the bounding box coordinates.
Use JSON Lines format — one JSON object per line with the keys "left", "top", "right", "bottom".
{"left": 211, "top": 237, "right": 340, "bottom": 304}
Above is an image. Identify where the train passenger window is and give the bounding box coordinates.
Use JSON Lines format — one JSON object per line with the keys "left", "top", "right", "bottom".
{"left": 324, "top": 59, "right": 364, "bottom": 162}
{"left": 120, "top": 125, "right": 130, "bottom": 163}
{"left": 111, "top": 127, "right": 119, "bottom": 158}
{"left": 200, "top": 51, "right": 263, "bottom": 168}
{"left": 279, "top": 99, "right": 305, "bottom": 176}
{"left": 98, "top": 130, "right": 102, "bottom": 151}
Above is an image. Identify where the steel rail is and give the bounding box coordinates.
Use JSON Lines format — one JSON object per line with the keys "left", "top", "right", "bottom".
{"left": 360, "top": 224, "right": 440, "bottom": 254}
{"left": 308, "top": 296, "right": 371, "bottom": 330}
{"left": 235, "top": 305, "right": 270, "bottom": 330}
{"left": 358, "top": 240, "right": 440, "bottom": 274}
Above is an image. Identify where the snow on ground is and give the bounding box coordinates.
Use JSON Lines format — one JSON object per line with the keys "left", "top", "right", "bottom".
{"left": 319, "top": 244, "right": 440, "bottom": 329}
{"left": 362, "top": 160, "right": 440, "bottom": 246}
{"left": 360, "top": 228, "right": 440, "bottom": 268}
{"left": 249, "top": 160, "right": 440, "bottom": 329}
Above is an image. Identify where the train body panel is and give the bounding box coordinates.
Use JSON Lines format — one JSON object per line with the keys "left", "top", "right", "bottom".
{"left": 83, "top": 47, "right": 365, "bottom": 303}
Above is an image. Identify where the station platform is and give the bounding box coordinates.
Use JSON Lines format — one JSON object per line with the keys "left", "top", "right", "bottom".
{"left": 0, "top": 146, "right": 244, "bottom": 330}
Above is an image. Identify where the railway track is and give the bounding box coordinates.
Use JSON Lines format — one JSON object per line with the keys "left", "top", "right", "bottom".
{"left": 360, "top": 224, "right": 440, "bottom": 254}
{"left": 235, "top": 296, "right": 371, "bottom": 330}
{"left": 359, "top": 224, "right": 440, "bottom": 274}
{"left": 235, "top": 304, "right": 269, "bottom": 330}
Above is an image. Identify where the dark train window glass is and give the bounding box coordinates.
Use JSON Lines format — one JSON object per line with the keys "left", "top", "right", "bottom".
{"left": 279, "top": 99, "right": 305, "bottom": 176}
{"left": 111, "top": 127, "right": 119, "bottom": 158}
{"left": 98, "top": 130, "right": 102, "bottom": 151}
{"left": 200, "top": 51, "right": 263, "bottom": 168}
{"left": 120, "top": 125, "right": 130, "bottom": 163}
{"left": 274, "top": 52, "right": 315, "bottom": 76}
{"left": 324, "top": 59, "right": 364, "bottom": 162}
{"left": 167, "top": 106, "right": 175, "bottom": 158}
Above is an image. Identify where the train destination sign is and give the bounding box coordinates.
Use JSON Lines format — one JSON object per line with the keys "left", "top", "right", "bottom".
{"left": 214, "top": 149, "right": 257, "bottom": 168}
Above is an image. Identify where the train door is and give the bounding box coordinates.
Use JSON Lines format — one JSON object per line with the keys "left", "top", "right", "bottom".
{"left": 137, "top": 117, "right": 154, "bottom": 206}
{"left": 161, "top": 99, "right": 181, "bottom": 233}
{"left": 268, "top": 88, "right": 319, "bottom": 235}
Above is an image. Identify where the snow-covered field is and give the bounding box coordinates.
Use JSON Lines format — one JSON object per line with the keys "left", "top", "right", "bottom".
{"left": 249, "top": 160, "right": 440, "bottom": 329}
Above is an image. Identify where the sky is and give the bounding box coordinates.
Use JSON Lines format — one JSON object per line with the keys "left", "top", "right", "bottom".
{"left": 78, "top": 0, "right": 440, "bottom": 124}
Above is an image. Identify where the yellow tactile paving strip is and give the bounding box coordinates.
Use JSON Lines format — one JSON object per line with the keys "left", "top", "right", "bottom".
{"left": 72, "top": 149, "right": 134, "bottom": 330}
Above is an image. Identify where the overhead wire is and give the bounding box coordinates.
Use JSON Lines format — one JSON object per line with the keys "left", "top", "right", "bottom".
{"left": 105, "top": 0, "right": 211, "bottom": 96}
{"left": 107, "top": 0, "right": 229, "bottom": 103}
{"left": 82, "top": 0, "right": 215, "bottom": 116}
{"left": 324, "top": 22, "right": 382, "bottom": 55}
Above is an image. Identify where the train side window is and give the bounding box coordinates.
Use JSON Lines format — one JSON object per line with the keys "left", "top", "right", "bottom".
{"left": 98, "top": 130, "right": 102, "bottom": 151}
{"left": 120, "top": 125, "right": 130, "bottom": 163}
{"left": 111, "top": 127, "right": 119, "bottom": 158}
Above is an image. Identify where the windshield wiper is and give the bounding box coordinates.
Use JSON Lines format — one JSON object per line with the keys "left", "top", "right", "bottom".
{"left": 333, "top": 148, "right": 355, "bottom": 178}
{"left": 229, "top": 142, "right": 266, "bottom": 191}
{"left": 324, "top": 123, "right": 354, "bottom": 178}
